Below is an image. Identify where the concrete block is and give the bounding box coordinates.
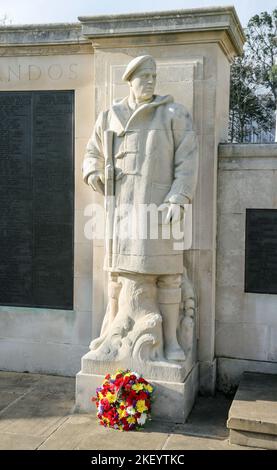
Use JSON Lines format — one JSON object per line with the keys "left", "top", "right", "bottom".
{"left": 227, "top": 372, "right": 277, "bottom": 437}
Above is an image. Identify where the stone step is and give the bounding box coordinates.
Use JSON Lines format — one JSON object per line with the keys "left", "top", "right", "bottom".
{"left": 227, "top": 372, "right": 277, "bottom": 450}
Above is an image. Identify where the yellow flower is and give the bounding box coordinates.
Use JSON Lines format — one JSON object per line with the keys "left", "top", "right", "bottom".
{"left": 136, "top": 400, "right": 148, "bottom": 413}
{"left": 118, "top": 408, "right": 127, "bottom": 419}
{"left": 106, "top": 392, "right": 117, "bottom": 403}
{"left": 127, "top": 416, "right": 136, "bottom": 424}
{"left": 98, "top": 392, "right": 104, "bottom": 399}
{"left": 132, "top": 383, "right": 144, "bottom": 392}
{"left": 144, "top": 384, "right": 153, "bottom": 393}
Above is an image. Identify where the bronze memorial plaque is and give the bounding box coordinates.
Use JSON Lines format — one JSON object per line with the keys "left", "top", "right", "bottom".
{"left": 245, "top": 209, "right": 277, "bottom": 294}
{"left": 0, "top": 91, "right": 74, "bottom": 309}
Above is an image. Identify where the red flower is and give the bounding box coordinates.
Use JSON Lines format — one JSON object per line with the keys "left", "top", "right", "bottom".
{"left": 114, "top": 378, "right": 123, "bottom": 388}
{"left": 101, "top": 399, "right": 111, "bottom": 411}
{"left": 126, "top": 396, "right": 134, "bottom": 407}
{"left": 137, "top": 391, "right": 148, "bottom": 401}
{"left": 138, "top": 377, "right": 147, "bottom": 384}
{"left": 124, "top": 383, "right": 132, "bottom": 391}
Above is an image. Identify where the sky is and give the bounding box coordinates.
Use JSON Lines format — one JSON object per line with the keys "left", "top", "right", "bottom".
{"left": 0, "top": 0, "right": 276, "bottom": 27}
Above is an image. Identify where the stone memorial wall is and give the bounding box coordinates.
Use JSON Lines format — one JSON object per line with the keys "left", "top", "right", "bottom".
{"left": 0, "top": 25, "right": 94, "bottom": 375}
{"left": 0, "top": 9, "right": 275, "bottom": 402}
{"left": 0, "top": 91, "right": 74, "bottom": 309}
{"left": 217, "top": 143, "right": 277, "bottom": 392}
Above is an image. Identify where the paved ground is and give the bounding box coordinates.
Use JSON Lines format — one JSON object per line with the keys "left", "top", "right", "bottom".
{"left": 0, "top": 371, "right": 252, "bottom": 450}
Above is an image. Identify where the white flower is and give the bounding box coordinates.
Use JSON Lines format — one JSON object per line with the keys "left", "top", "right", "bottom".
{"left": 126, "top": 406, "right": 136, "bottom": 415}
{"left": 137, "top": 413, "right": 147, "bottom": 426}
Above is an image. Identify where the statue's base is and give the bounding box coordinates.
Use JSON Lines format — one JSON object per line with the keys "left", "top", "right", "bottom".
{"left": 75, "top": 362, "right": 199, "bottom": 424}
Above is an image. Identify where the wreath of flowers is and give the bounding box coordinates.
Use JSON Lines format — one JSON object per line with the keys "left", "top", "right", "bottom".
{"left": 92, "top": 369, "right": 154, "bottom": 431}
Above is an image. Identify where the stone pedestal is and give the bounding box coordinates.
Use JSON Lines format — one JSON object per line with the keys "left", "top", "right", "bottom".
{"left": 76, "top": 361, "right": 199, "bottom": 423}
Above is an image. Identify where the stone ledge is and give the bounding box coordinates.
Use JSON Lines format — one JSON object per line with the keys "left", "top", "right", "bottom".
{"left": 227, "top": 372, "right": 277, "bottom": 438}
{"left": 0, "top": 23, "right": 90, "bottom": 46}
{"left": 218, "top": 143, "right": 277, "bottom": 159}
{"left": 81, "top": 351, "right": 195, "bottom": 383}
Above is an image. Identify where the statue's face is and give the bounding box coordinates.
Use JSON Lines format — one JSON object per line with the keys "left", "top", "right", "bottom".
{"left": 129, "top": 63, "right": 156, "bottom": 103}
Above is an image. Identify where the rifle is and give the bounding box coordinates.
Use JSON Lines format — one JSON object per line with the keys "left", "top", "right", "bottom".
{"left": 103, "top": 130, "right": 115, "bottom": 269}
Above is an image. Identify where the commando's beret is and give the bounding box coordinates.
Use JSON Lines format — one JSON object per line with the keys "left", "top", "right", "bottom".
{"left": 122, "top": 55, "right": 156, "bottom": 82}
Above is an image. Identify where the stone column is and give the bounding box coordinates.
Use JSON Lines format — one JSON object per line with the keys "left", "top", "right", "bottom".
{"left": 75, "top": 7, "right": 245, "bottom": 420}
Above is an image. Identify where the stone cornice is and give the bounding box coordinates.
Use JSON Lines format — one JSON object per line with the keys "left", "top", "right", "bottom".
{"left": 219, "top": 143, "right": 277, "bottom": 158}
{"left": 0, "top": 23, "right": 90, "bottom": 46}
{"left": 78, "top": 7, "right": 245, "bottom": 56}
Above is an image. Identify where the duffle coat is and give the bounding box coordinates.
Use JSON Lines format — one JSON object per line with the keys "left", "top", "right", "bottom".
{"left": 83, "top": 94, "right": 199, "bottom": 274}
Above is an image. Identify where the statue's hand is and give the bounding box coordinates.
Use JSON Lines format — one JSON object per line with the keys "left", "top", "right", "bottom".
{"left": 160, "top": 203, "right": 187, "bottom": 225}
{"left": 88, "top": 172, "right": 105, "bottom": 195}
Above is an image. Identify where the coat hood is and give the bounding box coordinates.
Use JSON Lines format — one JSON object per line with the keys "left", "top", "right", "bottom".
{"left": 111, "top": 95, "right": 174, "bottom": 135}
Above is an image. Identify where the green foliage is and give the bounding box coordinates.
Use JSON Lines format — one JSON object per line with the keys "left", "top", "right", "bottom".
{"left": 229, "top": 9, "right": 277, "bottom": 142}
{"left": 246, "top": 9, "right": 277, "bottom": 100}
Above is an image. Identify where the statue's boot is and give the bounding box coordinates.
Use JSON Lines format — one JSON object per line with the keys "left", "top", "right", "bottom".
{"left": 158, "top": 287, "right": 186, "bottom": 361}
